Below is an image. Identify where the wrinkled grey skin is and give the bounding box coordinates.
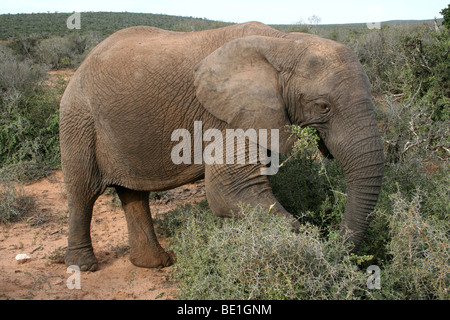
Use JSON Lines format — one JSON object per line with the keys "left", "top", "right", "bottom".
{"left": 60, "top": 22, "right": 384, "bottom": 271}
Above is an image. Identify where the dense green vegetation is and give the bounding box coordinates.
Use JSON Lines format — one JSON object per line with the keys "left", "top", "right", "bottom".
{"left": 0, "top": 11, "right": 448, "bottom": 299}
{"left": 0, "top": 12, "right": 231, "bottom": 40}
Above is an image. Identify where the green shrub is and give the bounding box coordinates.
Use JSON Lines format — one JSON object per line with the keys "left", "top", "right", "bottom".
{"left": 380, "top": 190, "right": 449, "bottom": 299}
{"left": 0, "top": 161, "right": 52, "bottom": 184}
{"left": 270, "top": 126, "right": 346, "bottom": 235}
{"left": 168, "top": 203, "right": 373, "bottom": 300}
{"left": 400, "top": 28, "right": 449, "bottom": 121}
{"left": 0, "top": 85, "right": 61, "bottom": 167}
{"left": 0, "top": 43, "right": 63, "bottom": 169}
{"left": 0, "top": 46, "right": 45, "bottom": 100}
{"left": 154, "top": 200, "right": 210, "bottom": 238}
{"left": 0, "top": 60, "right": 64, "bottom": 168}
{"left": 163, "top": 194, "right": 448, "bottom": 299}
{"left": 374, "top": 94, "right": 449, "bottom": 218}
{"left": 33, "top": 37, "right": 73, "bottom": 69}
{"left": 348, "top": 23, "right": 449, "bottom": 121}
{"left": 0, "top": 179, "right": 35, "bottom": 224}
{"left": 442, "top": 5, "right": 450, "bottom": 29}
{"left": 6, "top": 33, "right": 92, "bottom": 70}
{"left": 6, "top": 35, "right": 40, "bottom": 58}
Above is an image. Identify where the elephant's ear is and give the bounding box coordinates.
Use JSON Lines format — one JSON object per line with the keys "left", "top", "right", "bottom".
{"left": 193, "top": 36, "right": 295, "bottom": 153}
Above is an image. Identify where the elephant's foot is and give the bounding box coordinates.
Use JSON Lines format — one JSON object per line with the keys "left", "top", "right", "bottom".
{"left": 130, "top": 247, "right": 176, "bottom": 269}
{"left": 65, "top": 245, "right": 98, "bottom": 272}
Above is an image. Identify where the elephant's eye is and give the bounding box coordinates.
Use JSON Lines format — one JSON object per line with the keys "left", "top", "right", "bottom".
{"left": 319, "top": 104, "right": 330, "bottom": 114}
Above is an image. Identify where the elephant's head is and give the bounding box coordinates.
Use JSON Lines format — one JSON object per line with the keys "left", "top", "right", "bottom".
{"left": 193, "top": 34, "right": 384, "bottom": 250}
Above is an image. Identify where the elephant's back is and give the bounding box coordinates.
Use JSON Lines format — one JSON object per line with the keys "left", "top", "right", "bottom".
{"left": 80, "top": 22, "right": 286, "bottom": 74}
{"left": 74, "top": 22, "right": 288, "bottom": 112}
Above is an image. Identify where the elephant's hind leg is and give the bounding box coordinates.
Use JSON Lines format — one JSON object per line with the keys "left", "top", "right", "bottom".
{"left": 64, "top": 188, "right": 101, "bottom": 272}
{"left": 115, "top": 186, "right": 175, "bottom": 268}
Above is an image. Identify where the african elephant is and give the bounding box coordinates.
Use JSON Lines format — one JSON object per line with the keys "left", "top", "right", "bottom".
{"left": 60, "top": 22, "right": 384, "bottom": 271}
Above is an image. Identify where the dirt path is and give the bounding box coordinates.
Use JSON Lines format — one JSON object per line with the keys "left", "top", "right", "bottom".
{"left": 0, "top": 170, "right": 206, "bottom": 300}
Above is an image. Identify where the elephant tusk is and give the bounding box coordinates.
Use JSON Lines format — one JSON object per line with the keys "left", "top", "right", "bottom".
{"left": 267, "top": 203, "right": 276, "bottom": 214}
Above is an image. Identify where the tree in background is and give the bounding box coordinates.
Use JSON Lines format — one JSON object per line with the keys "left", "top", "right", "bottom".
{"left": 440, "top": 4, "right": 450, "bottom": 28}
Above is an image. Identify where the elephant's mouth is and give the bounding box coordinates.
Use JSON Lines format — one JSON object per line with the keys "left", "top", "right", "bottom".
{"left": 318, "top": 136, "right": 333, "bottom": 159}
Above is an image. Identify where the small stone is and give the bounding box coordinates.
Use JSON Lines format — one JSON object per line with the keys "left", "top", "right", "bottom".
{"left": 15, "top": 253, "right": 31, "bottom": 264}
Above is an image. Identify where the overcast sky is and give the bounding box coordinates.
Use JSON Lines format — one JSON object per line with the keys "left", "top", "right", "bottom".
{"left": 0, "top": 0, "right": 448, "bottom": 25}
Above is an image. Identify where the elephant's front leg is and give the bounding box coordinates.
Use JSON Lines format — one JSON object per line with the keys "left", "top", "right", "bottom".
{"left": 115, "top": 186, "right": 175, "bottom": 268}
{"left": 205, "top": 162, "right": 300, "bottom": 230}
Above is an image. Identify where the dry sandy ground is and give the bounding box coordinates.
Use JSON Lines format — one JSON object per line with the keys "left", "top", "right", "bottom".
{"left": 0, "top": 170, "right": 206, "bottom": 300}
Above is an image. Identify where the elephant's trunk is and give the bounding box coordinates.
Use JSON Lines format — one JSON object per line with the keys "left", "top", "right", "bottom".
{"left": 331, "top": 108, "right": 385, "bottom": 250}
